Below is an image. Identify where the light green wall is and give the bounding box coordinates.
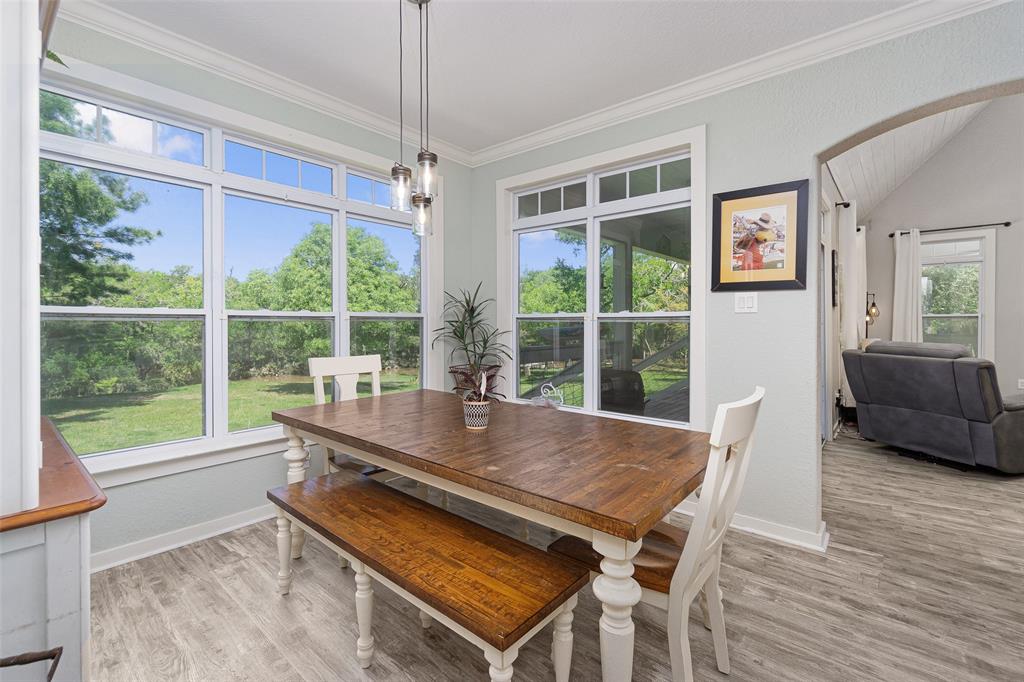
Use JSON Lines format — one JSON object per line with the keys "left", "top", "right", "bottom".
{"left": 462, "top": 3, "right": 1024, "bottom": 535}
{"left": 52, "top": 3, "right": 1024, "bottom": 552}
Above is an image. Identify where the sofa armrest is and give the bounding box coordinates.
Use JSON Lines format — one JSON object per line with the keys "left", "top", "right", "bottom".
{"left": 992, "top": 408, "right": 1024, "bottom": 474}
{"left": 953, "top": 358, "right": 1003, "bottom": 422}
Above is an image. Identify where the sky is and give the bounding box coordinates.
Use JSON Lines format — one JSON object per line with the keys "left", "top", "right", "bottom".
{"left": 518, "top": 226, "right": 586, "bottom": 274}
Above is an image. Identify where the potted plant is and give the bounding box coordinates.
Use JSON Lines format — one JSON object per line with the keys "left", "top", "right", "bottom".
{"left": 432, "top": 283, "right": 512, "bottom": 430}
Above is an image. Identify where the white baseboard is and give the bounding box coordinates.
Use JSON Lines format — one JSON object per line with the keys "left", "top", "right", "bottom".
{"left": 90, "top": 504, "right": 276, "bottom": 573}
{"left": 672, "top": 501, "right": 830, "bottom": 553}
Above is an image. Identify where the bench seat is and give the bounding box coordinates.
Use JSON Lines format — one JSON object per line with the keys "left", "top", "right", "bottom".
{"left": 267, "top": 472, "right": 588, "bottom": 679}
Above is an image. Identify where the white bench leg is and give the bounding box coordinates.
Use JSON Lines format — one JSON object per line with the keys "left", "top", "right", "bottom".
{"left": 352, "top": 561, "right": 375, "bottom": 669}
{"left": 419, "top": 610, "right": 433, "bottom": 629}
{"left": 551, "top": 594, "right": 577, "bottom": 682}
{"left": 275, "top": 511, "right": 293, "bottom": 595}
{"left": 338, "top": 554, "right": 350, "bottom": 570}
{"left": 518, "top": 518, "right": 530, "bottom": 542}
{"left": 440, "top": 490, "right": 450, "bottom": 510}
{"left": 484, "top": 647, "right": 518, "bottom": 682}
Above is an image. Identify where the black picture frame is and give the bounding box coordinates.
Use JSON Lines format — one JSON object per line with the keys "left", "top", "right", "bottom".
{"left": 831, "top": 249, "right": 838, "bottom": 307}
{"left": 711, "top": 179, "right": 808, "bottom": 291}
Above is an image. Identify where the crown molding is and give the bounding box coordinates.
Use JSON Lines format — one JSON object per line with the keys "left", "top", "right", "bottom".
{"left": 468, "top": 0, "right": 1011, "bottom": 166}
{"left": 57, "top": 0, "right": 1009, "bottom": 169}
{"left": 56, "top": 0, "right": 476, "bottom": 167}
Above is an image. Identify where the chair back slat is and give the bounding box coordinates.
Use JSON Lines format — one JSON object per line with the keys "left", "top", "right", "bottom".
{"left": 669, "top": 386, "right": 764, "bottom": 600}
{"left": 308, "top": 355, "right": 383, "bottom": 405}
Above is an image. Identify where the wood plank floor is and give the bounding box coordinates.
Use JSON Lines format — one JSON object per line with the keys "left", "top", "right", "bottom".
{"left": 91, "top": 434, "right": 1024, "bottom": 681}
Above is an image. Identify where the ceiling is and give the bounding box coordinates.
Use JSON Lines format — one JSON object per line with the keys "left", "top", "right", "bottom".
{"left": 827, "top": 100, "right": 989, "bottom": 218}
{"left": 62, "top": 0, "right": 929, "bottom": 159}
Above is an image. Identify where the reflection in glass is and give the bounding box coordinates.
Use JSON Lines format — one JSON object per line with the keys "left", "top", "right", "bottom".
{"left": 563, "top": 182, "right": 586, "bottom": 210}
{"left": 540, "top": 187, "right": 561, "bottom": 214}
{"left": 350, "top": 318, "right": 422, "bottom": 396}
{"left": 600, "top": 320, "right": 689, "bottom": 422}
{"left": 660, "top": 158, "right": 691, "bottom": 190}
{"left": 39, "top": 161, "right": 204, "bottom": 308}
{"left": 599, "top": 207, "right": 691, "bottom": 313}
{"left": 225, "top": 141, "right": 262, "bottom": 178}
{"left": 228, "top": 319, "right": 333, "bottom": 431}
{"left": 40, "top": 90, "right": 97, "bottom": 140}
{"left": 518, "top": 193, "right": 539, "bottom": 218}
{"left": 224, "top": 195, "right": 332, "bottom": 311}
{"left": 266, "top": 152, "right": 299, "bottom": 187}
{"left": 629, "top": 166, "right": 657, "bottom": 197}
{"left": 302, "top": 161, "right": 333, "bottom": 194}
{"left": 517, "top": 320, "right": 585, "bottom": 407}
{"left": 103, "top": 109, "right": 153, "bottom": 153}
{"left": 923, "top": 317, "right": 979, "bottom": 355}
{"left": 346, "top": 174, "right": 374, "bottom": 203}
{"left": 156, "top": 123, "right": 204, "bottom": 165}
{"left": 599, "top": 172, "right": 627, "bottom": 202}
{"left": 41, "top": 319, "right": 205, "bottom": 455}
{"left": 518, "top": 225, "right": 587, "bottom": 314}
{"left": 347, "top": 218, "right": 420, "bottom": 313}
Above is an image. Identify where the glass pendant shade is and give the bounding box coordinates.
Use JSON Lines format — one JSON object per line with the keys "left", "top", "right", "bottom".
{"left": 390, "top": 163, "right": 412, "bottom": 211}
{"left": 868, "top": 300, "right": 880, "bottom": 318}
{"left": 416, "top": 150, "right": 438, "bottom": 197}
{"left": 411, "top": 192, "right": 432, "bottom": 237}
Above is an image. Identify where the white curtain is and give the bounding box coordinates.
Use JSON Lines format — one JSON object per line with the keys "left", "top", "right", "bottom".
{"left": 837, "top": 203, "right": 865, "bottom": 407}
{"left": 892, "top": 228, "right": 922, "bottom": 342}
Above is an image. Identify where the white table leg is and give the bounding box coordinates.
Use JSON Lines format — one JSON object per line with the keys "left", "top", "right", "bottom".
{"left": 551, "top": 593, "right": 577, "bottom": 682}
{"left": 484, "top": 647, "right": 518, "bottom": 682}
{"left": 419, "top": 610, "right": 433, "bottom": 629}
{"left": 592, "top": 532, "right": 642, "bottom": 682}
{"left": 283, "top": 426, "right": 309, "bottom": 560}
{"left": 352, "top": 560, "right": 375, "bottom": 669}
{"left": 275, "top": 511, "right": 293, "bottom": 595}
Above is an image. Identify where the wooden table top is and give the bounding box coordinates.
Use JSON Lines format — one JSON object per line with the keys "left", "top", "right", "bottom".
{"left": 0, "top": 418, "right": 107, "bottom": 533}
{"left": 273, "top": 389, "right": 709, "bottom": 541}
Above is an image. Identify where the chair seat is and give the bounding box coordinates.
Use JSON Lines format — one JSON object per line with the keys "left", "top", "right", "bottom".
{"left": 548, "top": 520, "right": 687, "bottom": 594}
{"left": 330, "top": 454, "right": 387, "bottom": 478}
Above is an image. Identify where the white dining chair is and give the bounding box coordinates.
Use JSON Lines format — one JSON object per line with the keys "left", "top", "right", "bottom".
{"left": 549, "top": 386, "right": 765, "bottom": 682}
{"left": 309, "top": 354, "right": 447, "bottom": 506}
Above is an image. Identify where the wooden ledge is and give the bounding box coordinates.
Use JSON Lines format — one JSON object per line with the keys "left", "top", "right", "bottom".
{"left": 0, "top": 418, "right": 107, "bottom": 533}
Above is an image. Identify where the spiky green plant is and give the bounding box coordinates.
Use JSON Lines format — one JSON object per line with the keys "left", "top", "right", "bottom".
{"left": 432, "top": 283, "right": 511, "bottom": 401}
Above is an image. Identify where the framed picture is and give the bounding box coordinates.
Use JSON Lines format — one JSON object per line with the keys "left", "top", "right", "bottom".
{"left": 711, "top": 179, "right": 808, "bottom": 291}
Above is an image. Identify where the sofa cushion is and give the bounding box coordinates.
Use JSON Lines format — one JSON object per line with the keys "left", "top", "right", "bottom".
{"left": 865, "top": 341, "right": 972, "bottom": 359}
{"left": 860, "top": 354, "right": 963, "bottom": 417}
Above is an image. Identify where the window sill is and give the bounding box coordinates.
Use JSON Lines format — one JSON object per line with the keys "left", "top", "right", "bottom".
{"left": 83, "top": 427, "right": 292, "bottom": 489}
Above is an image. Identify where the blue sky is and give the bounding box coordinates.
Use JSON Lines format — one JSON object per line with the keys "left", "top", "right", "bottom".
{"left": 112, "top": 174, "right": 416, "bottom": 280}
{"left": 518, "top": 226, "right": 586, "bottom": 273}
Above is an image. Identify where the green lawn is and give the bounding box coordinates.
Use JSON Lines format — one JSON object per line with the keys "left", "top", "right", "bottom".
{"left": 44, "top": 371, "right": 420, "bottom": 456}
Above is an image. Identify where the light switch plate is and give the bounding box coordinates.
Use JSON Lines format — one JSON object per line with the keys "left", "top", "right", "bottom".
{"left": 1017, "top": 379, "right": 1024, "bottom": 391}
{"left": 734, "top": 292, "right": 758, "bottom": 313}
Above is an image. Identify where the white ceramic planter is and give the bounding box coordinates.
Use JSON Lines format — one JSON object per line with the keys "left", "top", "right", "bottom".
{"left": 463, "top": 400, "right": 492, "bottom": 430}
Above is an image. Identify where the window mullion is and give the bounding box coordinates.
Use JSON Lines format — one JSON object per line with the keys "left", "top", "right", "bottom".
{"left": 211, "top": 184, "right": 227, "bottom": 439}
{"left": 584, "top": 213, "right": 598, "bottom": 412}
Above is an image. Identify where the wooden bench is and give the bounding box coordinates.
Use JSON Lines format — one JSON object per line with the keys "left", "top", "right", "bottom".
{"left": 267, "top": 473, "right": 589, "bottom": 681}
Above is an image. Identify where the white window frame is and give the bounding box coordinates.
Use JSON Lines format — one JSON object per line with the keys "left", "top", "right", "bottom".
{"left": 495, "top": 127, "right": 707, "bottom": 431}
{"left": 38, "top": 66, "right": 445, "bottom": 487}
{"left": 919, "top": 227, "right": 996, "bottom": 361}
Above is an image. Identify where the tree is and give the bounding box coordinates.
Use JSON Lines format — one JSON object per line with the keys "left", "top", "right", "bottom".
{"left": 39, "top": 160, "right": 156, "bottom": 305}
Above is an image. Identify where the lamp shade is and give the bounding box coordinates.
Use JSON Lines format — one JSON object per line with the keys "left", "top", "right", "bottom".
{"left": 416, "top": 150, "right": 438, "bottom": 197}
{"left": 390, "top": 163, "right": 412, "bottom": 212}
{"left": 411, "top": 192, "right": 432, "bottom": 236}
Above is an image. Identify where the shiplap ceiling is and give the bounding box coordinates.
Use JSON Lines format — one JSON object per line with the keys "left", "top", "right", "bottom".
{"left": 827, "top": 101, "right": 989, "bottom": 218}
{"left": 69, "top": 0, "right": 923, "bottom": 156}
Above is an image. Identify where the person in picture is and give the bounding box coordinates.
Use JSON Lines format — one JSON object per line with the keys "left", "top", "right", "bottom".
{"left": 733, "top": 212, "right": 781, "bottom": 270}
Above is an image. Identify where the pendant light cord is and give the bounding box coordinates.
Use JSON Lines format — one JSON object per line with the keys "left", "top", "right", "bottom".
{"left": 425, "top": 3, "right": 429, "bottom": 151}
{"left": 418, "top": 2, "right": 424, "bottom": 152}
{"left": 398, "top": 0, "right": 403, "bottom": 165}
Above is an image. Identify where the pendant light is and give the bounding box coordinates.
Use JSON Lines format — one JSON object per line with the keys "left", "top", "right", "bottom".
{"left": 390, "top": 0, "right": 412, "bottom": 211}
{"left": 409, "top": 0, "right": 436, "bottom": 235}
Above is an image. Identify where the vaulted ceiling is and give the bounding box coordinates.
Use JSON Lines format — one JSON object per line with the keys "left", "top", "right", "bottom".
{"left": 827, "top": 100, "right": 989, "bottom": 218}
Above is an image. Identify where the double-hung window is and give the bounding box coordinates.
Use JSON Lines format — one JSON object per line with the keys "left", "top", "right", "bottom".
{"left": 511, "top": 155, "right": 696, "bottom": 425}
{"left": 919, "top": 229, "right": 995, "bottom": 358}
{"left": 38, "top": 86, "right": 430, "bottom": 461}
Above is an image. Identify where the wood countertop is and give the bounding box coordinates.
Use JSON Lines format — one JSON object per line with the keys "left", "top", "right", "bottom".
{"left": 0, "top": 418, "right": 107, "bottom": 533}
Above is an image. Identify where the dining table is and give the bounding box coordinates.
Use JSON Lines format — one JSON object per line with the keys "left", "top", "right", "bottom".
{"left": 272, "top": 388, "right": 710, "bottom": 682}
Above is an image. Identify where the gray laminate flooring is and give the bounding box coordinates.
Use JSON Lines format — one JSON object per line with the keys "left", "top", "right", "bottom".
{"left": 90, "top": 434, "right": 1024, "bottom": 681}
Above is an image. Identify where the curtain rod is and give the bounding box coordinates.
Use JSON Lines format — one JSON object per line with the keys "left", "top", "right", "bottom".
{"left": 888, "top": 221, "right": 1012, "bottom": 238}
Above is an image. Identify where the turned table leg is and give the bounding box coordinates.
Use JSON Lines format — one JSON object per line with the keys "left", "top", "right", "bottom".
{"left": 282, "top": 426, "right": 309, "bottom": 560}
{"left": 592, "top": 532, "right": 642, "bottom": 682}
{"left": 484, "top": 647, "right": 518, "bottom": 682}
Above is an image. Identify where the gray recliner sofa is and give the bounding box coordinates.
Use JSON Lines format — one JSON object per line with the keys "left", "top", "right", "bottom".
{"left": 842, "top": 341, "right": 1024, "bottom": 473}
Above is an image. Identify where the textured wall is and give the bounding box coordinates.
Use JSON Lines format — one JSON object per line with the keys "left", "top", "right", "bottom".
{"left": 865, "top": 94, "right": 1024, "bottom": 395}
